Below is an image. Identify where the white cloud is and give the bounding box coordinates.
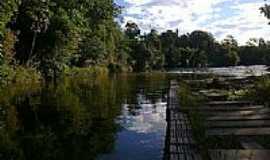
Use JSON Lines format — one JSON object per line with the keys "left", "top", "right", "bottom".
{"left": 117, "top": 0, "right": 270, "bottom": 45}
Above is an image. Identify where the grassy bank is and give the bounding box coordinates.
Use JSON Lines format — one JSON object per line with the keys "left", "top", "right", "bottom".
{"left": 64, "top": 66, "right": 109, "bottom": 78}
{"left": 0, "top": 65, "right": 41, "bottom": 86}
{"left": 0, "top": 64, "right": 113, "bottom": 87}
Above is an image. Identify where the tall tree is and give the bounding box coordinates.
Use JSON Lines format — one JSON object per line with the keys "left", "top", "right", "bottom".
{"left": 160, "top": 30, "right": 178, "bottom": 68}
{"left": 145, "top": 29, "right": 164, "bottom": 70}
{"left": 221, "top": 35, "right": 240, "bottom": 66}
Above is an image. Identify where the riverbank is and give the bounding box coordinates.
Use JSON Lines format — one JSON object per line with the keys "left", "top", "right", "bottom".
{"left": 0, "top": 64, "right": 41, "bottom": 86}
{"left": 1, "top": 65, "right": 270, "bottom": 106}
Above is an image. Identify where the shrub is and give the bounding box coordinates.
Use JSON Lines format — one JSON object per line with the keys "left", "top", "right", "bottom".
{"left": 0, "top": 65, "right": 41, "bottom": 86}
{"left": 178, "top": 82, "right": 205, "bottom": 107}
{"left": 251, "top": 77, "right": 270, "bottom": 106}
{"left": 0, "top": 64, "right": 14, "bottom": 85}
{"left": 64, "top": 66, "right": 109, "bottom": 78}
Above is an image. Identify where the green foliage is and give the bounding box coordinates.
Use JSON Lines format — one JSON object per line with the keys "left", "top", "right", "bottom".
{"left": 227, "top": 89, "right": 250, "bottom": 101}
{"left": 0, "top": 65, "right": 41, "bottom": 86}
{"left": 0, "top": 73, "right": 142, "bottom": 160}
{"left": 251, "top": 77, "right": 270, "bottom": 105}
{"left": 221, "top": 35, "right": 240, "bottom": 66}
{"left": 125, "top": 21, "right": 140, "bottom": 39}
{"left": 65, "top": 66, "right": 109, "bottom": 77}
{"left": 0, "top": 64, "right": 13, "bottom": 84}
{"left": 77, "top": 36, "right": 106, "bottom": 67}
{"left": 0, "top": 0, "right": 269, "bottom": 82}
{"left": 0, "top": 0, "right": 19, "bottom": 35}
{"left": 2, "top": 0, "right": 124, "bottom": 76}
{"left": 177, "top": 82, "right": 208, "bottom": 158}
{"left": 2, "top": 31, "right": 16, "bottom": 64}
{"left": 238, "top": 38, "right": 270, "bottom": 65}
{"left": 178, "top": 82, "right": 205, "bottom": 107}
{"left": 260, "top": 4, "right": 270, "bottom": 23}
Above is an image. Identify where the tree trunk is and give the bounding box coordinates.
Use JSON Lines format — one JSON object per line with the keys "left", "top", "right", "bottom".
{"left": 27, "top": 32, "right": 37, "bottom": 66}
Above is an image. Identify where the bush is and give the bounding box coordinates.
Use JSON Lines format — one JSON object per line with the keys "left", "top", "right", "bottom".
{"left": 64, "top": 66, "right": 109, "bottom": 78}
{"left": 178, "top": 82, "right": 205, "bottom": 107}
{"left": 0, "top": 64, "right": 13, "bottom": 85}
{"left": 0, "top": 65, "right": 41, "bottom": 86}
{"left": 251, "top": 77, "right": 270, "bottom": 106}
{"left": 108, "top": 63, "right": 123, "bottom": 73}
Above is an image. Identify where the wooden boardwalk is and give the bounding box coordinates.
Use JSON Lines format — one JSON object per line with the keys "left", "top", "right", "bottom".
{"left": 181, "top": 89, "right": 270, "bottom": 159}
{"left": 164, "top": 78, "right": 270, "bottom": 160}
{"left": 164, "top": 81, "right": 202, "bottom": 160}
{"left": 182, "top": 102, "right": 270, "bottom": 137}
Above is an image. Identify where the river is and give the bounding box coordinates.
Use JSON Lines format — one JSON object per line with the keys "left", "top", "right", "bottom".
{"left": 0, "top": 66, "right": 269, "bottom": 160}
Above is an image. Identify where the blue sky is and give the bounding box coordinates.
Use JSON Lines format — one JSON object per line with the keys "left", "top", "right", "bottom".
{"left": 115, "top": 0, "right": 270, "bottom": 44}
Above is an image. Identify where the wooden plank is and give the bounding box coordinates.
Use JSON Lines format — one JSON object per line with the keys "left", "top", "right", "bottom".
{"left": 180, "top": 105, "right": 264, "bottom": 112}
{"left": 170, "top": 153, "right": 202, "bottom": 160}
{"left": 170, "top": 145, "right": 198, "bottom": 154}
{"left": 165, "top": 80, "right": 202, "bottom": 160}
{"left": 206, "top": 114, "right": 270, "bottom": 121}
{"left": 169, "top": 110, "right": 188, "bottom": 121}
{"left": 168, "top": 104, "right": 179, "bottom": 110}
{"left": 207, "top": 127, "right": 270, "bottom": 136}
{"left": 240, "top": 139, "right": 264, "bottom": 149}
{"left": 201, "top": 108, "right": 270, "bottom": 117}
{"left": 170, "top": 136, "right": 195, "bottom": 145}
{"left": 209, "top": 150, "right": 270, "bottom": 160}
{"left": 207, "top": 120, "right": 270, "bottom": 128}
{"left": 207, "top": 101, "right": 252, "bottom": 106}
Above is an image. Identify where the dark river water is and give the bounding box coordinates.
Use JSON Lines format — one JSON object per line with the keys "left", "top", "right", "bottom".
{"left": 0, "top": 66, "right": 269, "bottom": 160}
{"left": 0, "top": 73, "right": 172, "bottom": 160}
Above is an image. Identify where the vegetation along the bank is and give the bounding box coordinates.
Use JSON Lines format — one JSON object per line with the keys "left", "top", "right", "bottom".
{"left": 1, "top": 0, "right": 270, "bottom": 84}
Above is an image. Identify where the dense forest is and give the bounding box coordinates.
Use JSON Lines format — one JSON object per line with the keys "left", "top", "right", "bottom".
{"left": 1, "top": 0, "right": 270, "bottom": 81}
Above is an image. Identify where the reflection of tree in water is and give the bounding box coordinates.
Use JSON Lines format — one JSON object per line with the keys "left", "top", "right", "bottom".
{"left": 0, "top": 75, "right": 130, "bottom": 160}
{"left": 0, "top": 73, "right": 171, "bottom": 160}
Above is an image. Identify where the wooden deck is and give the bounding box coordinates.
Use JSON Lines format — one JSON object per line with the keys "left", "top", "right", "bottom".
{"left": 164, "top": 81, "right": 202, "bottom": 160}
{"left": 187, "top": 92, "right": 270, "bottom": 159}
{"left": 181, "top": 102, "right": 270, "bottom": 137}
{"left": 209, "top": 150, "right": 270, "bottom": 160}
{"left": 164, "top": 76, "right": 270, "bottom": 160}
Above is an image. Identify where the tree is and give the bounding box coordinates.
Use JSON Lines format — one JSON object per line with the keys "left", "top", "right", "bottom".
{"left": 144, "top": 29, "right": 164, "bottom": 70}
{"left": 13, "top": 0, "right": 51, "bottom": 65}
{"left": 160, "top": 30, "right": 178, "bottom": 68}
{"left": 260, "top": 3, "right": 270, "bottom": 23}
{"left": 125, "top": 21, "right": 140, "bottom": 39}
{"left": 189, "top": 30, "right": 215, "bottom": 51}
{"left": 78, "top": 36, "right": 105, "bottom": 67}
{"left": 133, "top": 42, "right": 151, "bottom": 72}
{"left": 221, "top": 35, "right": 240, "bottom": 66}
{"left": 246, "top": 38, "right": 259, "bottom": 47}
{"left": 0, "top": 0, "right": 20, "bottom": 65}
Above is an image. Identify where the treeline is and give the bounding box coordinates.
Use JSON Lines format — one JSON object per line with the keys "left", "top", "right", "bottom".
{"left": 125, "top": 24, "right": 270, "bottom": 71}
{"left": 0, "top": 0, "right": 126, "bottom": 79}
{"left": 1, "top": 0, "right": 270, "bottom": 78}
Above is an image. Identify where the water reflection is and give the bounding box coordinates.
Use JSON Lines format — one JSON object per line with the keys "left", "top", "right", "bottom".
{"left": 99, "top": 76, "right": 168, "bottom": 160}
{"left": 0, "top": 73, "right": 170, "bottom": 160}
{"left": 120, "top": 95, "right": 166, "bottom": 133}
